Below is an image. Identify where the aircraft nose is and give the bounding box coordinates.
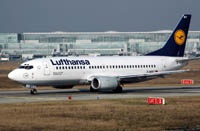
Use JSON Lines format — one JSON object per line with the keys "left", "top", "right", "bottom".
{"left": 8, "top": 70, "right": 18, "bottom": 81}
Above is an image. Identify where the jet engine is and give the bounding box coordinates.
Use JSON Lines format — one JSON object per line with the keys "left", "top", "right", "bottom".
{"left": 91, "top": 76, "right": 118, "bottom": 90}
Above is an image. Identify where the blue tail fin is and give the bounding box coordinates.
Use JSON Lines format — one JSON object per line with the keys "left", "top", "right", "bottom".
{"left": 146, "top": 14, "right": 191, "bottom": 57}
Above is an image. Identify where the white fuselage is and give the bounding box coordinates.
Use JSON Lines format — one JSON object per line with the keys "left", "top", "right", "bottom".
{"left": 8, "top": 56, "right": 187, "bottom": 87}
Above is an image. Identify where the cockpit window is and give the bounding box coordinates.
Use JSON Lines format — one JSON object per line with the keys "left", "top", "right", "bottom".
{"left": 25, "top": 66, "right": 33, "bottom": 70}
{"left": 18, "top": 65, "right": 33, "bottom": 70}
{"left": 19, "top": 66, "right": 25, "bottom": 69}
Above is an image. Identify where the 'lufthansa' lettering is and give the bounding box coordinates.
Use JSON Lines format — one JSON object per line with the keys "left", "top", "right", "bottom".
{"left": 50, "top": 59, "right": 90, "bottom": 65}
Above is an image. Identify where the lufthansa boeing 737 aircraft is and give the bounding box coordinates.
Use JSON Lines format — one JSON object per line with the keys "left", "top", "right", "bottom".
{"left": 8, "top": 14, "right": 197, "bottom": 94}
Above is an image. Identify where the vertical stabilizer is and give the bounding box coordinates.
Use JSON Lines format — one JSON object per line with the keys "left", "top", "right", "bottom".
{"left": 146, "top": 14, "right": 191, "bottom": 57}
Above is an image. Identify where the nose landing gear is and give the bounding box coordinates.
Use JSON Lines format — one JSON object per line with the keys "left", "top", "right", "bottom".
{"left": 25, "top": 85, "right": 38, "bottom": 95}
{"left": 30, "top": 88, "right": 37, "bottom": 95}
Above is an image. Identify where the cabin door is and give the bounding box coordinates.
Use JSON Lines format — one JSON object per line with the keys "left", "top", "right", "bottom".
{"left": 43, "top": 62, "right": 50, "bottom": 76}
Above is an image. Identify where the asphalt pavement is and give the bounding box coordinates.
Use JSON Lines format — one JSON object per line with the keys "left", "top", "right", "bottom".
{"left": 0, "top": 86, "right": 200, "bottom": 104}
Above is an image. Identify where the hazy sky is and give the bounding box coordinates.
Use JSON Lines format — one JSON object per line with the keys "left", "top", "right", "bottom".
{"left": 0, "top": 0, "right": 199, "bottom": 32}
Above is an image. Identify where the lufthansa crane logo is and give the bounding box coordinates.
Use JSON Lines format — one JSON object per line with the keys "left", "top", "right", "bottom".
{"left": 23, "top": 73, "right": 29, "bottom": 79}
{"left": 174, "top": 29, "right": 186, "bottom": 45}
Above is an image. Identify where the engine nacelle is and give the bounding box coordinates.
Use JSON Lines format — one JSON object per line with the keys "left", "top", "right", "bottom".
{"left": 91, "top": 77, "right": 118, "bottom": 90}
{"left": 52, "top": 85, "right": 73, "bottom": 89}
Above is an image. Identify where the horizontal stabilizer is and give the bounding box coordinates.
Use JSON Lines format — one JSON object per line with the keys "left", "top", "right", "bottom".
{"left": 176, "top": 57, "right": 200, "bottom": 62}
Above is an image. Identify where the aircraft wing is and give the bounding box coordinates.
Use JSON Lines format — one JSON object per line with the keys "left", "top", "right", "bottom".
{"left": 119, "top": 70, "right": 188, "bottom": 81}
{"left": 88, "top": 70, "right": 188, "bottom": 82}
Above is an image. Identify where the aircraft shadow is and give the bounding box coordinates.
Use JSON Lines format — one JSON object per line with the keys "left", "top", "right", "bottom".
{"left": 34, "top": 86, "right": 200, "bottom": 95}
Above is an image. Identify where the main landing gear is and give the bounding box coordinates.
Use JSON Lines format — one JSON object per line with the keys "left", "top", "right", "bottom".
{"left": 112, "top": 85, "right": 123, "bottom": 93}
{"left": 25, "top": 85, "right": 37, "bottom": 95}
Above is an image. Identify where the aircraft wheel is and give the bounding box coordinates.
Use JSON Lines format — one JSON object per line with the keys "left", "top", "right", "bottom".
{"left": 113, "top": 86, "right": 123, "bottom": 93}
{"left": 30, "top": 88, "right": 37, "bottom": 95}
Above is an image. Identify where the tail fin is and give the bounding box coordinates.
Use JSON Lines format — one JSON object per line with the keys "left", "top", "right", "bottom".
{"left": 146, "top": 14, "right": 191, "bottom": 57}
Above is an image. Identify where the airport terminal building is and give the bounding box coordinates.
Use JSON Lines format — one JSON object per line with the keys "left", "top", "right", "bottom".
{"left": 0, "top": 31, "right": 200, "bottom": 60}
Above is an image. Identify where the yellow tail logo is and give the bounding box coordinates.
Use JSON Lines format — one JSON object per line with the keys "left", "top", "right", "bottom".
{"left": 174, "top": 29, "right": 186, "bottom": 45}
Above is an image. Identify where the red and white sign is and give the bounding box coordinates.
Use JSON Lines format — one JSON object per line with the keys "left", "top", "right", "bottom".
{"left": 68, "top": 96, "right": 72, "bottom": 100}
{"left": 148, "top": 97, "right": 165, "bottom": 105}
{"left": 181, "top": 79, "right": 194, "bottom": 85}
